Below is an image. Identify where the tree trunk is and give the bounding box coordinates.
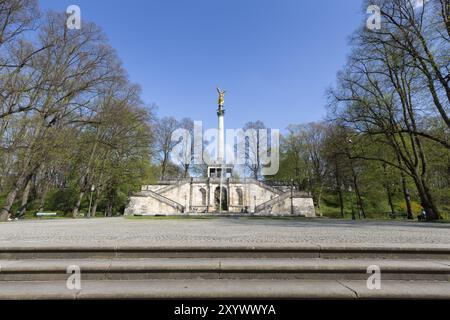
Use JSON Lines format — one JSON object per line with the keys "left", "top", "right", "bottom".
{"left": 105, "top": 188, "right": 116, "bottom": 217}
{"left": 253, "top": 169, "right": 258, "bottom": 180}
{"left": 0, "top": 170, "right": 34, "bottom": 221}
{"left": 335, "top": 162, "right": 344, "bottom": 218}
{"left": 18, "top": 177, "right": 33, "bottom": 218}
{"left": 382, "top": 164, "right": 395, "bottom": 215}
{"left": 386, "top": 186, "right": 395, "bottom": 216}
{"left": 38, "top": 183, "right": 50, "bottom": 212}
{"left": 72, "top": 191, "right": 85, "bottom": 218}
{"left": 395, "top": 148, "right": 414, "bottom": 220}
{"left": 350, "top": 194, "right": 356, "bottom": 220}
{"left": 105, "top": 200, "right": 113, "bottom": 217}
{"left": 74, "top": 137, "right": 99, "bottom": 217}
{"left": 338, "top": 187, "right": 344, "bottom": 218}
{"left": 350, "top": 160, "right": 365, "bottom": 219}
{"left": 412, "top": 174, "right": 440, "bottom": 221}
{"left": 91, "top": 194, "right": 99, "bottom": 218}
{"left": 399, "top": 171, "right": 413, "bottom": 219}
{"left": 161, "top": 156, "right": 168, "bottom": 180}
{"left": 0, "top": 118, "right": 46, "bottom": 221}
{"left": 90, "top": 186, "right": 101, "bottom": 217}
{"left": 316, "top": 183, "right": 324, "bottom": 216}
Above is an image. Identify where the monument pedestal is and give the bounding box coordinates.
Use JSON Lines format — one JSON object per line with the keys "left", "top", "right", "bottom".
{"left": 207, "top": 165, "right": 234, "bottom": 179}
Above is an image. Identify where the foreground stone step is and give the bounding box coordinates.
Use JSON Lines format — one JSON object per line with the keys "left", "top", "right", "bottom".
{"left": 1, "top": 245, "right": 449, "bottom": 259}
{"left": 0, "top": 279, "right": 449, "bottom": 299}
{"left": 0, "top": 258, "right": 449, "bottom": 281}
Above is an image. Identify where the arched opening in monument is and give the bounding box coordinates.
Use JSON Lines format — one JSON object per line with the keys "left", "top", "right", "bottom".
{"left": 199, "top": 188, "right": 207, "bottom": 206}
{"left": 214, "top": 187, "right": 228, "bottom": 212}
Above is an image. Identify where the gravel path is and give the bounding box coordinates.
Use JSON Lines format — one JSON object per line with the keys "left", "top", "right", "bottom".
{"left": 0, "top": 217, "right": 449, "bottom": 248}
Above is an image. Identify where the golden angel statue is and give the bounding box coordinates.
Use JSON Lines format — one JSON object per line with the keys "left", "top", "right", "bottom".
{"left": 217, "top": 87, "right": 226, "bottom": 106}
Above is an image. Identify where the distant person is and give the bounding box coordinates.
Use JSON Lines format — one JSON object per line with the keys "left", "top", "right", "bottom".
{"left": 418, "top": 209, "right": 426, "bottom": 221}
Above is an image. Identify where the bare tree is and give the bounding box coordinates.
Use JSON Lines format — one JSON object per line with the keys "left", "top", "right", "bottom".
{"left": 328, "top": 17, "right": 443, "bottom": 220}
{"left": 243, "top": 121, "right": 267, "bottom": 180}
{"left": 0, "top": 12, "right": 120, "bottom": 221}
{"left": 176, "top": 118, "right": 194, "bottom": 178}
{"left": 363, "top": 0, "right": 450, "bottom": 130}
{"left": 155, "top": 117, "right": 179, "bottom": 180}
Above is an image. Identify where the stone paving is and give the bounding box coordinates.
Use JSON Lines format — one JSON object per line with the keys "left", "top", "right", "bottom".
{"left": 0, "top": 217, "right": 449, "bottom": 248}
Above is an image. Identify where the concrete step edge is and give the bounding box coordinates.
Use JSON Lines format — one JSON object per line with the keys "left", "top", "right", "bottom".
{"left": 1, "top": 245, "right": 450, "bottom": 252}
{"left": 0, "top": 279, "right": 449, "bottom": 299}
{"left": 1, "top": 246, "right": 450, "bottom": 260}
{"left": 1, "top": 258, "right": 449, "bottom": 273}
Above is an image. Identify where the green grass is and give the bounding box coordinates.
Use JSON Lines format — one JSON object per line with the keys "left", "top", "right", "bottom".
{"left": 317, "top": 193, "right": 421, "bottom": 220}
{"left": 127, "top": 215, "right": 235, "bottom": 220}
{"left": 125, "top": 215, "right": 320, "bottom": 221}
{"left": 1, "top": 192, "right": 448, "bottom": 222}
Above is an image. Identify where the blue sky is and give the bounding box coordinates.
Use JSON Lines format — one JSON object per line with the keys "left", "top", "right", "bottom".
{"left": 39, "top": 0, "right": 364, "bottom": 131}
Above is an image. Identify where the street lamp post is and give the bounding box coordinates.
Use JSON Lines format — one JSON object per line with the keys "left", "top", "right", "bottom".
{"left": 349, "top": 185, "right": 356, "bottom": 220}
{"left": 290, "top": 179, "right": 294, "bottom": 215}
{"left": 88, "top": 184, "right": 95, "bottom": 218}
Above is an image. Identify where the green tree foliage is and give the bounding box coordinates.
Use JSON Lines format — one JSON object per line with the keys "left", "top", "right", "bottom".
{"left": 273, "top": 0, "right": 449, "bottom": 221}
{"left": 0, "top": 2, "right": 158, "bottom": 220}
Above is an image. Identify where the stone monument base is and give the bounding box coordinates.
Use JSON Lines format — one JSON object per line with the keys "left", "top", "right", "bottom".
{"left": 125, "top": 178, "right": 316, "bottom": 218}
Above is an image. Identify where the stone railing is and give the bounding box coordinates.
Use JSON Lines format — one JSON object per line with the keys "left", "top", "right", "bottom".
{"left": 251, "top": 180, "right": 284, "bottom": 195}
{"left": 142, "top": 178, "right": 295, "bottom": 197}
{"left": 156, "top": 180, "right": 188, "bottom": 194}
{"left": 254, "top": 192, "right": 291, "bottom": 213}
{"left": 254, "top": 191, "right": 310, "bottom": 213}
{"left": 138, "top": 190, "right": 185, "bottom": 212}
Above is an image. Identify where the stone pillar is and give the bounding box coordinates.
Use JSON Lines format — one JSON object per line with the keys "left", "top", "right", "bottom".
{"left": 189, "top": 178, "right": 193, "bottom": 213}
{"left": 217, "top": 107, "right": 225, "bottom": 164}
{"left": 206, "top": 178, "right": 211, "bottom": 213}
{"left": 227, "top": 178, "right": 231, "bottom": 210}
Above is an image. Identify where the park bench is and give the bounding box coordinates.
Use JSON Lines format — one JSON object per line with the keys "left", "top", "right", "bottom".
{"left": 35, "top": 212, "right": 57, "bottom": 218}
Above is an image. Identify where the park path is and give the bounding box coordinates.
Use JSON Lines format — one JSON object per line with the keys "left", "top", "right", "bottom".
{"left": 0, "top": 217, "right": 449, "bottom": 248}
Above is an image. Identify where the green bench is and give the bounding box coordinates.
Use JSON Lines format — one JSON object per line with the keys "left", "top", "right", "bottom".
{"left": 35, "top": 212, "right": 57, "bottom": 218}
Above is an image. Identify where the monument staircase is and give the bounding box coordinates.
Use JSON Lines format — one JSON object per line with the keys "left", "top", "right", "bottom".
{"left": 154, "top": 180, "right": 188, "bottom": 195}
{"left": 254, "top": 191, "right": 294, "bottom": 213}
{"left": 251, "top": 179, "right": 284, "bottom": 196}
{"left": 138, "top": 189, "right": 185, "bottom": 213}
{"left": 0, "top": 245, "right": 449, "bottom": 299}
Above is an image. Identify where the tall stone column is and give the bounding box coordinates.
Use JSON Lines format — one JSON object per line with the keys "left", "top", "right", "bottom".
{"left": 206, "top": 178, "right": 211, "bottom": 213}
{"left": 189, "top": 178, "right": 193, "bottom": 213}
{"left": 227, "top": 178, "right": 231, "bottom": 209}
{"left": 217, "top": 106, "right": 225, "bottom": 164}
{"left": 216, "top": 88, "right": 226, "bottom": 165}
